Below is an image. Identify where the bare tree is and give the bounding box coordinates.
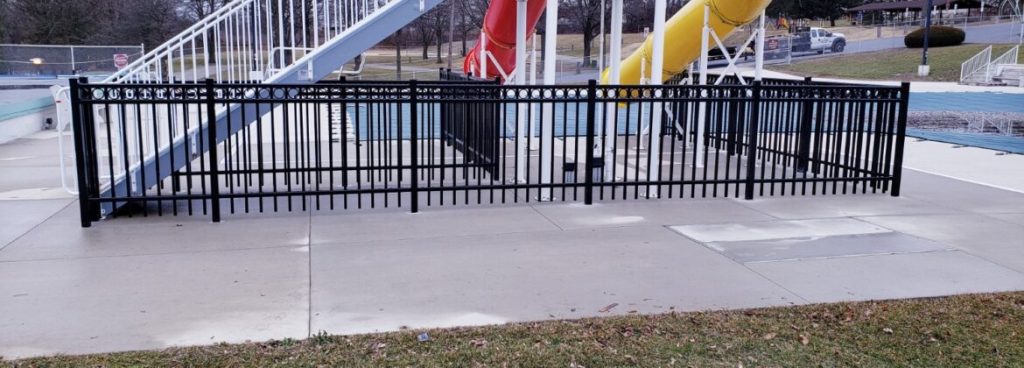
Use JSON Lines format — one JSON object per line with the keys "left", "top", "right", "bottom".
{"left": 460, "top": 0, "right": 488, "bottom": 54}
{"left": 410, "top": 14, "right": 435, "bottom": 60}
{"left": 623, "top": 0, "right": 686, "bottom": 33}
{"left": 183, "top": 0, "right": 228, "bottom": 21}
{"left": 429, "top": 2, "right": 451, "bottom": 64}
{"left": 395, "top": 29, "right": 403, "bottom": 79}
{"left": 2, "top": 0, "right": 189, "bottom": 45}
{"left": 113, "top": 0, "right": 187, "bottom": 46}
{"left": 5, "top": 0, "right": 103, "bottom": 44}
{"left": 563, "top": 0, "right": 602, "bottom": 65}
{"left": 0, "top": 0, "right": 9, "bottom": 43}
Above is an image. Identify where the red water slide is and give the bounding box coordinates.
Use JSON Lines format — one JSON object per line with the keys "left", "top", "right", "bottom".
{"left": 463, "top": 0, "right": 547, "bottom": 81}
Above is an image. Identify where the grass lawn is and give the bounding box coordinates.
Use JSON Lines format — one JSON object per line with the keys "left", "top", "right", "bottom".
{"left": 7, "top": 292, "right": 1024, "bottom": 367}
{"left": 772, "top": 44, "right": 1024, "bottom": 82}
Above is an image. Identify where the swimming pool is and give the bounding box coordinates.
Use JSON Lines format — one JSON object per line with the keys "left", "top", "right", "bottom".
{"left": 909, "top": 92, "right": 1024, "bottom": 113}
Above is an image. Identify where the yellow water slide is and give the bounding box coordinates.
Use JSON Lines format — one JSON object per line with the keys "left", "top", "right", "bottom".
{"left": 601, "top": 0, "right": 772, "bottom": 85}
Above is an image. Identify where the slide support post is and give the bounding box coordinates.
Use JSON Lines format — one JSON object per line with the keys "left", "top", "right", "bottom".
{"left": 604, "top": 0, "right": 623, "bottom": 180}
{"left": 529, "top": 33, "right": 539, "bottom": 150}
{"left": 755, "top": 11, "right": 766, "bottom": 81}
{"left": 480, "top": 32, "right": 488, "bottom": 78}
{"left": 648, "top": 0, "right": 666, "bottom": 198}
{"left": 516, "top": 0, "right": 528, "bottom": 182}
{"left": 696, "top": 4, "right": 711, "bottom": 168}
{"left": 539, "top": 0, "right": 558, "bottom": 200}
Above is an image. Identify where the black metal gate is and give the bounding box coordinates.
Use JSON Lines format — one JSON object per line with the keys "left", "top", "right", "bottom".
{"left": 437, "top": 72, "right": 501, "bottom": 177}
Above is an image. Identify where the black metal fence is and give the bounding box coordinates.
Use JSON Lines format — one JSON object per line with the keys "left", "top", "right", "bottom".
{"left": 69, "top": 73, "right": 909, "bottom": 226}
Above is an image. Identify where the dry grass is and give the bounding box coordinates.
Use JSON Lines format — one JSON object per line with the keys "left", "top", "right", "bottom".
{"left": 772, "top": 43, "right": 1024, "bottom": 82}
{"left": 7, "top": 292, "right": 1024, "bottom": 367}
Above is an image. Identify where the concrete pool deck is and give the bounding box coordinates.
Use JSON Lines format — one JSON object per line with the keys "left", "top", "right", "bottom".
{"left": 1, "top": 130, "right": 1024, "bottom": 359}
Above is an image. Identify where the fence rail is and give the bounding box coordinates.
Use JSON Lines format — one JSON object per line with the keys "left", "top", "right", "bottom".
{"left": 69, "top": 73, "right": 909, "bottom": 226}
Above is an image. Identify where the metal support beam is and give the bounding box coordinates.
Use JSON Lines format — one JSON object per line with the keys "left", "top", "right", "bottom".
{"left": 696, "top": 4, "right": 711, "bottom": 168}
{"left": 479, "top": 32, "right": 488, "bottom": 78}
{"left": 598, "top": 0, "right": 606, "bottom": 74}
{"left": 539, "top": 0, "right": 558, "bottom": 200}
{"left": 647, "top": 0, "right": 666, "bottom": 198}
{"left": 603, "top": 0, "right": 623, "bottom": 180}
{"left": 529, "top": 33, "right": 539, "bottom": 150}
{"left": 516, "top": 0, "right": 528, "bottom": 182}
{"left": 755, "top": 11, "right": 766, "bottom": 81}
{"left": 515, "top": 2, "right": 527, "bottom": 81}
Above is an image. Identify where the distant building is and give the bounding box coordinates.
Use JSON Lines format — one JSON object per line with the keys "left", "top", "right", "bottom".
{"left": 846, "top": 0, "right": 978, "bottom": 25}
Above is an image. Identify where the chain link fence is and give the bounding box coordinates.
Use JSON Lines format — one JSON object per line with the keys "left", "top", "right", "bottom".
{"left": 761, "top": 35, "right": 795, "bottom": 65}
{"left": 0, "top": 44, "right": 144, "bottom": 77}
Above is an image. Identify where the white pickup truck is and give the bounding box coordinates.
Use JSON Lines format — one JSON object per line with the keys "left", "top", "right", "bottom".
{"left": 763, "top": 26, "right": 847, "bottom": 58}
{"left": 793, "top": 27, "right": 847, "bottom": 54}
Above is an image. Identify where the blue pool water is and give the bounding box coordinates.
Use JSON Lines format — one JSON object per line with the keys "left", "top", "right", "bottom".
{"left": 909, "top": 92, "right": 1024, "bottom": 113}
{"left": 906, "top": 129, "right": 1024, "bottom": 154}
{"left": 906, "top": 92, "right": 1024, "bottom": 153}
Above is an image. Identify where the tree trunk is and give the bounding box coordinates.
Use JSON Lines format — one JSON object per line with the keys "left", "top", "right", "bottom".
{"left": 436, "top": 30, "right": 443, "bottom": 64}
{"left": 460, "top": 11, "right": 468, "bottom": 56}
{"left": 582, "top": 30, "right": 593, "bottom": 66}
{"left": 396, "top": 29, "right": 403, "bottom": 79}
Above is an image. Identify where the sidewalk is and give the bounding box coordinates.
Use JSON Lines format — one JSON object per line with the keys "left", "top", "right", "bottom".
{"left": 1, "top": 129, "right": 1023, "bottom": 359}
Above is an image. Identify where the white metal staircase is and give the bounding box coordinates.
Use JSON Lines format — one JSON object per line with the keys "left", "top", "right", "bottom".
{"left": 91, "top": 0, "right": 442, "bottom": 215}
{"left": 107, "top": 0, "right": 430, "bottom": 84}
{"left": 990, "top": 45, "right": 1023, "bottom": 87}
{"left": 960, "top": 45, "right": 1022, "bottom": 86}
{"left": 960, "top": 0, "right": 1023, "bottom": 85}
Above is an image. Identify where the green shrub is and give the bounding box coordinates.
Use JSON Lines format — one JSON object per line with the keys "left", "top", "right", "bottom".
{"left": 904, "top": 26, "right": 966, "bottom": 48}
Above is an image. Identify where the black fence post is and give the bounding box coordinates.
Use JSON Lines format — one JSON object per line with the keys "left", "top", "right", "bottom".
{"left": 796, "top": 76, "right": 814, "bottom": 172}
{"left": 584, "top": 80, "right": 597, "bottom": 205}
{"left": 69, "top": 78, "right": 93, "bottom": 227}
{"left": 204, "top": 79, "right": 221, "bottom": 222}
{"left": 891, "top": 82, "right": 911, "bottom": 197}
{"left": 410, "top": 80, "right": 420, "bottom": 213}
{"left": 84, "top": 79, "right": 102, "bottom": 221}
{"left": 744, "top": 81, "right": 762, "bottom": 200}
{"left": 339, "top": 76, "right": 349, "bottom": 187}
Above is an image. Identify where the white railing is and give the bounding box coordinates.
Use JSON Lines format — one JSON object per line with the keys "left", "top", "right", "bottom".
{"left": 990, "top": 44, "right": 1021, "bottom": 82}
{"left": 960, "top": 45, "right": 993, "bottom": 84}
{"left": 104, "top": 0, "right": 396, "bottom": 84}
{"left": 992, "top": 44, "right": 1020, "bottom": 67}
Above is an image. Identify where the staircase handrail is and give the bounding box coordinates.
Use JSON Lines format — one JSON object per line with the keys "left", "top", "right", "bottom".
{"left": 961, "top": 45, "right": 993, "bottom": 84}
{"left": 103, "top": 0, "right": 253, "bottom": 83}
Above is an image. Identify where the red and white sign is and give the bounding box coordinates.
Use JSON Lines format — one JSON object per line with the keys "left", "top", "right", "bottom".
{"left": 113, "top": 54, "right": 130, "bottom": 69}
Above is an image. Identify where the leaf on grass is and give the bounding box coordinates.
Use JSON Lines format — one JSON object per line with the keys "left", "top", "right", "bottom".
{"left": 762, "top": 333, "right": 777, "bottom": 340}
{"left": 599, "top": 303, "right": 619, "bottom": 313}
